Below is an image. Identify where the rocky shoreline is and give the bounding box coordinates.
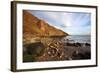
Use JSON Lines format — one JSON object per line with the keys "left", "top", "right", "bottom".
{"left": 23, "top": 37, "right": 91, "bottom": 62}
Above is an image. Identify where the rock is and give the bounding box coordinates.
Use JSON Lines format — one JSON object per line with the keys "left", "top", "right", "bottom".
{"left": 36, "top": 40, "right": 65, "bottom": 61}
{"left": 85, "top": 43, "right": 90, "bottom": 46}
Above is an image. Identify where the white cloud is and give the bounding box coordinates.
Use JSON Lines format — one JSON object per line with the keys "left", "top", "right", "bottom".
{"left": 28, "top": 10, "right": 91, "bottom": 35}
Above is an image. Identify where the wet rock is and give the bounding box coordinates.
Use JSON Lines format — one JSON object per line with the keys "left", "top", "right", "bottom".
{"left": 25, "top": 42, "right": 45, "bottom": 56}
{"left": 85, "top": 43, "right": 90, "bottom": 46}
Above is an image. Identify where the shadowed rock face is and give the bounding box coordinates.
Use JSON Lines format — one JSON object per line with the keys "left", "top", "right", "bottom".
{"left": 25, "top": 42, "right": 45, "bottom": 56}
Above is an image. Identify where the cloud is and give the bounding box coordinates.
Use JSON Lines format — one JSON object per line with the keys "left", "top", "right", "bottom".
{"left": 27, "top": 10, "right": 91, "bottom": 35}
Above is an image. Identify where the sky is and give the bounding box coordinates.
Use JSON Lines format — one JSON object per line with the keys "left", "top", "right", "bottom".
{"left": 27, "top": 10, "right": 91, "bottom": 35}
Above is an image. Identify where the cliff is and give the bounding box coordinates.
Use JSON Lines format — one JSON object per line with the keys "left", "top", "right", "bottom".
{"left": 23, "top": 10, "right": 68, "bottom": 40}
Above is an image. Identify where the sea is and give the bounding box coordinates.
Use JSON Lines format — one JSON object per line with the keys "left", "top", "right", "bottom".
{"left": 64, "top": 35, "right": 91, "bottom": 44}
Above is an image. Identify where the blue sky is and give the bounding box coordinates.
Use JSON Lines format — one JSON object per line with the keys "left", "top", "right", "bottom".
{"left": 28, "top": 10, "right": 91, "bottom": 35}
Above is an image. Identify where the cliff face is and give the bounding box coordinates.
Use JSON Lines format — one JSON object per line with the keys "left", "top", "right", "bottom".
{"left": 23, "top": 10, "right": 68, "bottom": 40}
{"left": 23, "top": 10, "right": 69, "bottom": 62}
